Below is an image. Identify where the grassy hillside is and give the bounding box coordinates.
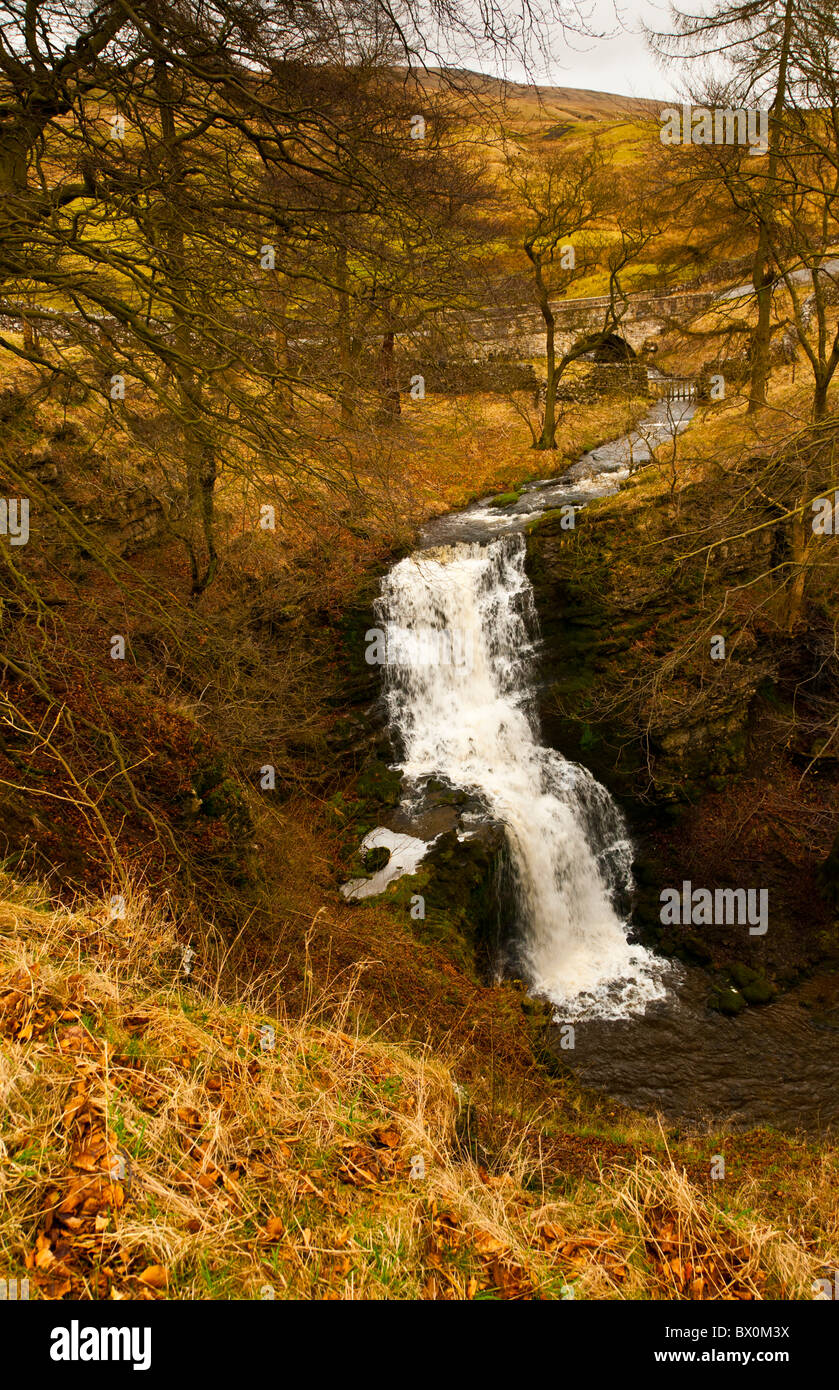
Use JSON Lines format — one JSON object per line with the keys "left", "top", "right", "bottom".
{"left": 2, "top": 876, "right": 836, "bottom": 1301}
{"left": 3, "top": 52, "right": 839, "bottom": 1305}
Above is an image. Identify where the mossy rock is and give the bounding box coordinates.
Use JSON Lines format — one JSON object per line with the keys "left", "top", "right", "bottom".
{"left": 726, "top": 961, "right": 775, "bottom": 1006}
{"left": 742, "top": 977, "right": 775, "bottom": 1006}
{"left": 489, "top": 492, "right": 520, "bottom": 508}
{"left": 435, "top": 788, "right": 470, "bottom": 806}
{"left": 632, "top": 855, "right": 663, "bottom": 889}
{"left": 355, "top": 760, "right": 402, "bottom": 807}
{"left": 709, "top": 985, "right": 746, "bottom": 1016}
{"left": 521, "top": 995, "right": 551, "bottom": 1022}
{"left": 362, "top": 846, "right": 391, "bottom": 872}
{"left": 399, "top": 823, "right": 512, "bottom": 978}
{"left": 729, "top": 961, "right": 759, "bottom": 990}
{"left": 682, "top": 933, "right": 713, "bottom": 967}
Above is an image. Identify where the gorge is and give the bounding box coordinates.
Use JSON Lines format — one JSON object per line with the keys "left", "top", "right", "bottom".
{"left": 345, "top": 394, "right": 839, "bottom": 1133}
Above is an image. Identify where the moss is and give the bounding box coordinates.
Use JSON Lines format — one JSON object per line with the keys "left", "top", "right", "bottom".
{"left": 199, "top": 778, "right": 252, "bottom": 838}
{"left": 729, "top": 961, "right": 759, "bottom": 990}
{"left": 355, "top": 760, "right": 402, "bottom": 807}
{"left": 728, "top": 962, "right": 775, "bottom": 1006}
{"left": 742, "top": 977, "right": 775, "bottom": 1006}
{"left": 709, "top": 985, "right": 746, "bottom": 1016}
{"left": 362, "top": 846, "right": 390, "bottom": 872}
{"left": 385, "top": 826, "right": 511, "bottom": 980}
{"left": 194, "top": 756, "right": 226, "bottom": 799}
{"left": 434, "top": 788, "right": 470, "bottom": 805}
{"left": 682, "top": 933, "right": 713, "bottom": 967}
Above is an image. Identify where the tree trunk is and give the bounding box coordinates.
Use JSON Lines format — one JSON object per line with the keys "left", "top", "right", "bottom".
{"left": 813, "top": 376, "right": 829, "bottom": 421}
{"left": 749, "top": 229, "right": 774, "bottom": 412}
{"left": 747, "top": 0, "right": 796, "bottom": 413}
{"left": 336, "top": 242, "right": 355, "bottom": 423}
{"left": 377, "top": 327, "right": 400, "bottom": 422}
{"left": 176, "top": 373, "right": 218, "bottom": 597}
{"left": 269, "top": 272, "right": 294, "bottom": 415}
{"left": 533, "top": 257, "right": 558, "bottom": 449}
{"left": 786, "top": 446, "right": 820, "bottom": 630}
{"left": 155, "top": 52, "right": 217, "bottom": 596}
{"left": 785, "top": 507, "right": 809, "bottom": 630}
{"left": 22, "top": 311, "right": 38, "bottom": 353}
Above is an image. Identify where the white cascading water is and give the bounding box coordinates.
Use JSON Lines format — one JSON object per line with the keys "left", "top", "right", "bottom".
{"left": 379, "top": 533, "right": 669, "bottom": 1020}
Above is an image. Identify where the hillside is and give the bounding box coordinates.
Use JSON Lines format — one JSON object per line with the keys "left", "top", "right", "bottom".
{"left": 2, "top": 0, "right": 839, "bottom": 1329}
{"left": 2, "top": 876, "right": 836, "bottom": 1301}
{"left": 420, "top": 68, "right": 662, "bottom": 120}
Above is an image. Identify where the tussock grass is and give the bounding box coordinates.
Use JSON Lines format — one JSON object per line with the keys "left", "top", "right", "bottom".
{"left": 0, "top": 875, "right": 836, "bottom": 1300}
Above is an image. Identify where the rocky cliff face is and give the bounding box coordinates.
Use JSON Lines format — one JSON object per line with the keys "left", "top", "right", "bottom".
{"left": 524, "top": 486, "right": 778, "bottom": 802}
{"left": 334, "top": 459, "right": 838, "bottom": 1007}
{"left": 524, "top": 477, "right": 839, "bottom": 996}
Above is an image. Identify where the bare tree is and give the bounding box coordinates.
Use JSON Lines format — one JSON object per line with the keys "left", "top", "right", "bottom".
{"left": 506, "top": 139, "right": 658, "bottom": 449}
{"left": 646, "top": 0, "right": 824, "bottom": 411}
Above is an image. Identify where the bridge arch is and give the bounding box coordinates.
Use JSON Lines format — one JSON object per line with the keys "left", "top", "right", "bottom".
{"left": 566, "top": 330, "right": 637, "bottom": 362}
{"left": 590, "top": 332, "right": 636, "bottom": 362}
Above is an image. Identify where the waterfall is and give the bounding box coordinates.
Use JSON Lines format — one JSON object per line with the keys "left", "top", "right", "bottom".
{"left": 378, "top": 532, "right": 669, "bottom": 1020}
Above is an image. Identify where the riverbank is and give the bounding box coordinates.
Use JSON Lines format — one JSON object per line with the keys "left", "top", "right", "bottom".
{"left": 524, "top": 388, "right": 839, "bottom": 991}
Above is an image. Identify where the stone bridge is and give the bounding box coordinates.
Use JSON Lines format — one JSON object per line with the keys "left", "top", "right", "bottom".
{"left": 459, "top": 288, "right": 719, "bottom": 361}
{"left": 1, "top": 286, "right": 720, "bottom": 376}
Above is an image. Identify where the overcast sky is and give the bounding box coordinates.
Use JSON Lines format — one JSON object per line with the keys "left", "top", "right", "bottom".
{"left": 543, "top": 0, "right": 682, "bottom": 100}
{"left": 450, "top": 0, "right": 686, "bottom": 102}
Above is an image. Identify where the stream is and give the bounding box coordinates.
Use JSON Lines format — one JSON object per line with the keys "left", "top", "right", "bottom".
{"left": 345, "top": 392, "right": 839, "bottom": 1134}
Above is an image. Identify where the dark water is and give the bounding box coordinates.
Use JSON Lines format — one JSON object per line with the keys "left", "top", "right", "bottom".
{"left": 550, "top": 965, "right": 839, "bottom": 1134}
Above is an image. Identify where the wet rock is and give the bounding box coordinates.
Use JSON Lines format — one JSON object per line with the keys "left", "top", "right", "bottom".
{"left": 383, "top": 803, "right": 458, "bottom": 839}
{"left": 362, "top": 845, "right": 391, "bottom": 872}
{"left": 355, "top": 759, "right": 402, "bottom": 807}
{"left": 681, "top": 934, "right": 713, "bottom": 967}
{"left": 729, "top": 962, "right": 776, "bottom": 1006}
{"left": 417, "top": 821, "right": 514, "bottom": 978}
{"left": 524, "top": 480, "right": 779, "bottom": 803}
{"left": 741, "top": 976, "right": 775, "bottom": 1006}
{"left": 709, "top": 985, "right": 746, "bottom": 1016}
{"left": 521, "top": 994, "right": 551, "bottom": 1021}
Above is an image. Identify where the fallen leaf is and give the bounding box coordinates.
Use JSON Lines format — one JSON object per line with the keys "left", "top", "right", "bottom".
{"left": 137, "top": 1264, "right": 168, "bottom": 1289}
{"left": 176, "top": 1107, "right": 202, "bottom": 1129}
{"left": 371, "top": 1124, "right": 401, "bottom": 1149}
{"left": 473, "top": 1230, "right": 506, "bottom": 1256}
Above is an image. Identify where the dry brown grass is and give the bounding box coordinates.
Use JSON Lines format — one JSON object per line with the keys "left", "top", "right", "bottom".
{"left": 0, "top": 875, "right": 837, "bottom": 1301}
